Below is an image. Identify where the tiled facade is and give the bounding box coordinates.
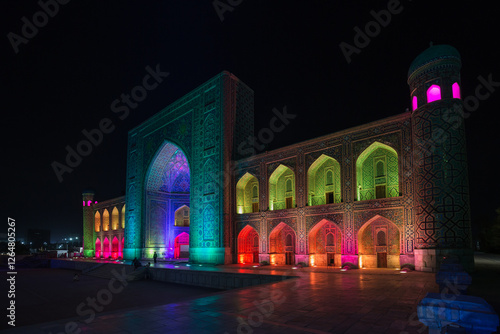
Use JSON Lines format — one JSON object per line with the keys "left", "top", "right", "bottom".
{"left": 82, "top": 45, "right": 473, "bottom": 271}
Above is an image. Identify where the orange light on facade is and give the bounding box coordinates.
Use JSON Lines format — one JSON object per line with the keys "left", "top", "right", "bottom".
{"left": 239, "top": 254, "right": 245, "bottom": 264}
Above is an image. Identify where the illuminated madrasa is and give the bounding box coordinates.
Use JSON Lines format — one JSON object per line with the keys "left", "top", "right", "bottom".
{"left": 82, "top": 44, "right": 474, "bottom": 272}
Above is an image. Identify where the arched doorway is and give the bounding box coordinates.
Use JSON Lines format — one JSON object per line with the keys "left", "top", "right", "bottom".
{"left": 95, "top": 238, "right": 101, "bottom": 258}
{"left": 356, "top": 141, "right": 399, "bottom": 201}
{"left": 308, "top": 219, "right": 342, "bottom": 266}
{"left": 269, "top": 223, "right": 296, "bottom": 265}
{"left": 358, "top": 215, "right": 401, "bottom": 268}
{"left": 174, "top": 232, "right": 189, "bottom": 259}
{"left": 111, "top": 237, "right": 119, "bottom": 259}
{"left": 307, "top": 155, "right": 341, "bottom": 206}
{"left": 237, "top": 225, "right": 259, "bottom": 263}
{"left": 236, "top": 173, "right": 259, "bottom": 214}
{"left": 145, "top": 141, "right": 190, "bottom": 259}
{"left": 103, "top": 237, "right": 110, "bottom": 259}
{"left": 269, "top": 165, "right": 295, "bottom": 210}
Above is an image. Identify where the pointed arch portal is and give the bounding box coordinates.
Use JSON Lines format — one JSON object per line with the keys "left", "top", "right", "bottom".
{"left": 269, "top": 222, "right": 296, "bottom": 265}
{"left": 308, "top": 219, "right": 342, "bottom": 266}
{"left": 357, "top": 215, "right": 401, "bottom": 268}
{"left": 238, "top": 225, "right": 259, "bottom": 263}
{"left": 95, "top": 238, "right": 101, "bottom": 258}
{"left": 356, "top": 142, "right": 399, "bottom": 201}
{"left": 174, "top": 232, "right": 189, "bottom": 259}
{"left": 103, "top": 237, "right": 110, "bottom": 259}
{"left": 145, "top": 141, "right": 190, "bottom": 259}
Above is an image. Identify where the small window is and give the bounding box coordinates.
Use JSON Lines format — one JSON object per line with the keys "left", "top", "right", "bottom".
{"left": 326, "top": 233, "right": 334, "bottom": 246}
{"left": 286, "top": 179, "right": 292, "bottom": 192}
{"left": 285, "top": 197, "right": 293, "bottom": 209}
{"left": 427, "top": 85, "right": 441, "bottom": 103}
{"left": 376, "top": 161, "right": 384, "bottom": 177}
{"left": 412, "top": 95, "right": 418, "bottom": 111}
{"left": 286, "top": 234, "right": 293, "bottom": 246}
{"left": 252, "top": 185, "right": 258, "bottom": 198}
{"left": 452, "top": 82, "right": 461, "bottom": 99}
{"left": 326, "top": 170, "right": 333, "bottom": 185}
{"left": 253, "top": 235, "right": 259, "bottom": 247}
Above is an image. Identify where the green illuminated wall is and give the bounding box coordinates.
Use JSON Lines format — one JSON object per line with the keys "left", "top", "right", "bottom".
{"left": 236, "top": 173, "right": 259, "bottom": 214}
{"left": 356, "top": 143, "right": 399, "bottom": 201}
{"left": 269, "top": 165, "right": 295, "bottom": 210}
{"left": 307, "top": 155, "right": 341, "bottom": 206}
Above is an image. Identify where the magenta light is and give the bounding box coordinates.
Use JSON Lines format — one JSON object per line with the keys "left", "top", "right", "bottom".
{"left": 452, "top": 82, "right": 461, "bottom": 99}
{"left": 87, "top": 200, "right": 92, "bottom": 206}
{"left": 412, "top": 96, "right": 418, "bottom": 111}
{"left": 83, "top": 201, "right": 86, "bottom": 207}
{"left": 426, "top": 85, "right": 441, "bottom": 103}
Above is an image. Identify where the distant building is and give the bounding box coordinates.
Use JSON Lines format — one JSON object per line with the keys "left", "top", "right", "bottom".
{"left": 82, "top": 45, "right": 473, "bottom": 272}
{"left": 27, "top": 229, "right": 50, "bottom": 249}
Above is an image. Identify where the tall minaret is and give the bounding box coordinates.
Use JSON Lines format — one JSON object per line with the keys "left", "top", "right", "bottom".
{"left": 82, "top": 190, "right": 95, "bottom": 257}
{"left": 408, "top": 44, "right": 473, "bottom": 272}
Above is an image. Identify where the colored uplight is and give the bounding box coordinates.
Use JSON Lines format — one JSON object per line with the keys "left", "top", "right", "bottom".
{"left": 426, "top": 85, "right": 441, "bottom": 103}
{"left": 83, "top": 201, "right": 85, "bottom": 206}
{"left": 186, "top": 264, "right": 191, "bottom": 267}
{"left": 412, "top": 96, "right": 418, "bottom": 111}
{"left": 340, "top": 268, "right": 347, "bottom": 272}
{"left": 87, "top": 200, "right": 92, "bottom": 206}
{"left": 452, "top": 82, "right": 461, "bottom": 99}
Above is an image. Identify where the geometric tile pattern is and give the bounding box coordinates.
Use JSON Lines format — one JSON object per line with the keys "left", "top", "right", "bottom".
{"left": 412, "top": 102, "right": 472, "bottom": 249}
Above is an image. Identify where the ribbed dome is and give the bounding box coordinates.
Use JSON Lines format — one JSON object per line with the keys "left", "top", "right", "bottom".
{"left": 408, "top": 44, "right": 460, "bottom": 77}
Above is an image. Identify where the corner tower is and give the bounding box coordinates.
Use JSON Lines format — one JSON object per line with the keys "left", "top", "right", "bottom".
{"left": 82, "top": 190, "right": 95, "bottom": 257}
{"left": 408, "top": 44, "right": 473, "bottom": 271}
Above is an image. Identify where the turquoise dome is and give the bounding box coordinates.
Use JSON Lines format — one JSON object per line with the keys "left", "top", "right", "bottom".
{"left": 408, "top": 44, "right": 460, "bottom": 77}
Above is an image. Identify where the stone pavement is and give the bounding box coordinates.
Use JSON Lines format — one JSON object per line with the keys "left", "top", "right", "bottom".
{"left": 3, "top": 265, "right": 438, "bottom": 334}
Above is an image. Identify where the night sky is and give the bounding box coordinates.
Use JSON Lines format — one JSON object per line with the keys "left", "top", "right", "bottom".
{"left": 2, "top": 1, "right": 499, "bottom": 243}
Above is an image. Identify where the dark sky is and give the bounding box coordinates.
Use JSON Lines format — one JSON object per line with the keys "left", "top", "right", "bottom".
{"left": 2, "top": 1, "right": 499, "bottom": 243}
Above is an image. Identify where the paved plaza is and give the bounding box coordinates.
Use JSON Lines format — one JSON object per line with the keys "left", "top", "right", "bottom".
{"left": 2, "top": 253, "right": 499, "bottom": 334}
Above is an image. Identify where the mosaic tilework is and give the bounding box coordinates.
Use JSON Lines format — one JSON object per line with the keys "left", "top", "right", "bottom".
{"left": 123, "top": 72, "right": 254, "bottom": 263}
